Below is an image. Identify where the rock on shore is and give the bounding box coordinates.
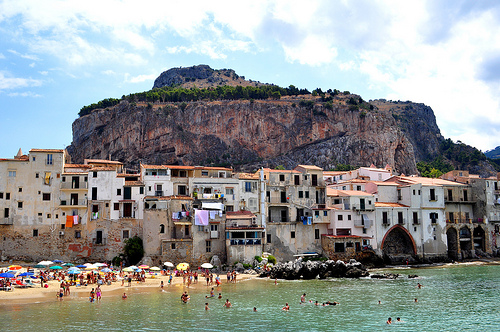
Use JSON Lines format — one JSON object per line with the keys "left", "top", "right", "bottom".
{"left": 266, "top": 258, "right": 369, "bottom": 280}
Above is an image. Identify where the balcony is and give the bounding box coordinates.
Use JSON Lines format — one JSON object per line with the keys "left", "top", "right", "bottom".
{"left": 60, "top": 182, "right": 88, "bottom": 190}
{"left": 412, "top": 218, "right": 421, "bottom": 225}
{"left": 398, "top": 218, "right": 406, "bottom": 225}
{"left": 382, "top": 218, "right": 391, "bottom": 226}
{"left": 428, "top": 195, "right": 439, "bottom": 201}
{"left": 229, "top": 239, "right": 262, "bottom": 246}
{"left": 354, "top": 218, "right": 372, "bottom": 228}
{"left": 351, "top": 204, "right": 374, "bottom": 211}
{"left": 0, "top": 218, "right": 14, "bottom": 225}
{"left": 154, "top": 190, "right": 164, "bottom": 197}
{"left": 444, "top": 197, "right": 476, "bottom": 204}
{"left": 92, "top": 238, "right": 107, "bottom": 246}
{"left": 119, "top": 212, "right": 136, "bottom": 219}
{"left": 60, "top": 199, "right": 87, "bottom": 208}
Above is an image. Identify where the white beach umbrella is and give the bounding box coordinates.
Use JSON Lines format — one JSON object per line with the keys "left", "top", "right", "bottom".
{"left": 38, "top": 261, "right": 53, "bottom": 266}
{"left": 163, "top": 262, "right": 174, "bottom": 268}
{"left": 201, "top": 263, "right": 213, "bottom": 269}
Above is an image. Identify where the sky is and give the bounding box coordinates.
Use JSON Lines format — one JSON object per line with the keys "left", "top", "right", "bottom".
{"left": 1, "top": 0, "right": 500, "bottom": 159}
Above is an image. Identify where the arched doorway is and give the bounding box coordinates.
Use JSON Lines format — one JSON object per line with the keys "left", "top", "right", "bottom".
{"left": 473, "top": 226, "right": 485, "bottom": 252}
{"left": 381, "top": 225, "right": 416, "bottom": 262}
{"left": 446, "top": 227, "right": 459, "bottom": 260}
{"left": 459, "top": 227, "right": 472, "bottom": 258}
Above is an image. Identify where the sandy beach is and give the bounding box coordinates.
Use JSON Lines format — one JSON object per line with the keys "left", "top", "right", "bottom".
{"left": 0, "top": 266, "right": 259, "bottom": 305}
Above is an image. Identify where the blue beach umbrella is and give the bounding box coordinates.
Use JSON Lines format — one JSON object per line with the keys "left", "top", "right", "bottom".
{"left": 50, "top": 265, "right": 63, "bottom": 270}
{"left": 101, "top": 268, "right": 112, "bottom": 273}
{"left": 67, "top": 270, "right": 81, "bottom": 275}
{"left": 76, "top": 265, "right": 86, "bottom": 268}
{"left": 19, "top": 272, "right": 34, "bottom": 277}
{"left": 0, "top": 272, "right": 15, "bottom": 278}
{"left": 53, "top": 260, "right": 64, "bottom": 263}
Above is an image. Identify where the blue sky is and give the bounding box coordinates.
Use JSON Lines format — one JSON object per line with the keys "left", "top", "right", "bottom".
{"left": 1, "top": 0, "right": 500, "bottom": 159}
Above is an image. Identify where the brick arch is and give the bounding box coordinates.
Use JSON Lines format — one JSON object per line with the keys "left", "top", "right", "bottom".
{"left": 381, "top": 224, "right": 417, "bottom": 256}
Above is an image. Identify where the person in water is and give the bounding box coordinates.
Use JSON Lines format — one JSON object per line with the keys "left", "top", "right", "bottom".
{"left": 282, "top": 302, "right": 290, "bottom": 311}
{"left": 387, "top": 317, "right": 392, "bottom": 324}
{"left": 206, "top": 287, "right": 214, "bottom": 298}
{"left": 223, "top": 299, "right": 232, "bottom": 308}
{"left": 205, "top": 302, "right": 209, "bottom": 310}
{"left": 122, "top": 292, "right": 127, "bottom": 299}
{"left": 253, "top": 307, "right": 257, "bottom": 312}
{"left": 300, "top": 293, "right": 306, "bottom": 303}
{"left": 181, "top": 291, "right": 190, "bottom": 303}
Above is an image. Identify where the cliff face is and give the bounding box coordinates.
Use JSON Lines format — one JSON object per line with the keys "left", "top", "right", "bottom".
{"left": 68, "top": 96, "right": 419, "bottom": 174}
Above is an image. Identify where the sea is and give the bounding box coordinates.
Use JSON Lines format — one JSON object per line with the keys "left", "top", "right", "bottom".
{"left": 1, "top": 263, "right": 499, "bottom": 331}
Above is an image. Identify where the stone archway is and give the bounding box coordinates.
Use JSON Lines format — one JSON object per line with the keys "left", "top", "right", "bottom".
{"left": 473, "top": 226, "right": 485, "bottom": 252}
{"left": 381, "top": 225, "right": 417, "bottom": 262}
{"left": 446, "top": 227, "right": 459, "bottom": 260}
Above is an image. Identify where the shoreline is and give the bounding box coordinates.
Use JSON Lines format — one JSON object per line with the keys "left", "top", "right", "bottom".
{"left": 2, "top": 258, "right": 499, "bottom": 305}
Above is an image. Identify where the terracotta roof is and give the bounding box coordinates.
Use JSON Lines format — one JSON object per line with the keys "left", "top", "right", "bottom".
{"left": 65, "top": 164, "right": 91, "bottom": 168}
{"left": 262, "top": 168, "right": 301, "bottom": 173}
{"left": 375, "top": 202, "right": 410, "bottom": 208}
{"left": 117, "top": 173, "right": 140, "bottom": 178}
{"left": 237, "top": 172, "right": 260, "bottom": 180}
{"left": 194, "top": 166, "right": 232, "bottom": 171}
{"left": 85, "top": 159, "right": 123, "bottom": 165}
{"left": 226, "top": 210, "right": 256, "bottom": 219}
{"left": 29, "top": 149, "right": 65, "bottom": 153}
{"left": 323, "top": 171, "right": 348, "bottom": 176}
{"left": 90, "top": 167, "right": 116, "bottom": 171}
{"left": 295, "top": 165, "right": 323, "bottom": 171}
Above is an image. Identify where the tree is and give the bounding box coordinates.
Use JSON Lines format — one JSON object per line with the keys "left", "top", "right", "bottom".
{"left": 123, "top": 236, "right": 144, "bottom": 265}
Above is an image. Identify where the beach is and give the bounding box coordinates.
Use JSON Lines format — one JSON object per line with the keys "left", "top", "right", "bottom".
{"left": 0, "top": 265, "right": 258, "bottom": 305}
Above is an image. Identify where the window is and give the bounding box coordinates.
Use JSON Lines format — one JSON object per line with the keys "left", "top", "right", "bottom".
{"left": 338, "top": 214, "right": 343, "bottom": 221}
{"left": 430, "top": 188, "right": 436, "bottom": 201}
{"left": 210, "top": 224, "right": 218, "bottom": 231}
{"left": 93, "top": 171, "right": 97, "bottom": 178}
{"left": 55, "top": 214, "right": 58, "bottom": 219}
{"left": 140, "top": 187, "right": 144, "bottom": 195}
{"left": 315, "top": 211, "right": 319, "bottom": 217}
{"left": 117, "top": 189, "right": 121, "bottom": 195}
{"left": 267, "top": 234, "right": 271, "bottom": 243}
{"left": 185, "top": 225, "right": 190, "bottom": 236}
{"left": 61, "top": 224, "right": 65, "bottom": 229}
{"left": 202, "top": 171, "right": 208, "bottom": 177}
{"left": 92, "top": 187, "right": 97, "bottom": 200}
{"left": 347, "top": 214, "right": 351, "bottom": 220}
{"left": 178, "top": 185, "right": 187, "bottom": 196}
{"left": 279, "top": 174, "right": 285, "bottom": 182}
{"left": 18, "top": 201, "right": 23, "bottom": 209}
{"left": 413, "top": 189, "right": 415, "bottom": 195}
{"left": 0, "top": 192, "right": 3, "bottom": 199}
{"left": 305, "top": 191, "right": 309, "bottom": 199}
{"left": 334, "top": 243, "right": 345, "bottom": 252}
{"left": 4, "top": 208, "right": 9, "bottom": 218}
{"left": 245, "top": 182, "right": 252, "bottom": 192}
{"left": 114, "top": 203, "right": 119, "bottom": 211}
{"left": 47, "top": 214, "right": 51, "bottom": 218}
{"left": 206, "top": 240, "right": 211, "bottom": 253}
{"left": 8, "top": 171, "right": 16, "bottom": 177}
{"left": 226, "top": 205, "right": 234, "bottom": 212}
{"left": 18, "top": 187, "right": 22, "bottom": 192}
{"left": 226, "top": 188, "right": 234, "bottom": 195}
{"left": 315, "top": 229, "right": 320, "bottom": 239}
{"left": 298, "top": 191, "right": 303, "bottom": 198}
{"left": 160, "top": 224, "right": 165, "bottom": 233}
{"left": 42, "top": 193, "right": 51, "bottom": 201}
{"left": 122, "top": 230, "right": 130, "bottom": 239}
{"left": 430, "top": 212, "right": 438, "bottom": 224}
{"left": 324, "top": 211, "right": 328, "bottom": 217}
{"left": 171, "top": 243, "right": 176, "bottom": 250}
{"left": 294, "top": 175, "right": 300, "bottom": 185}
{"left": 33, "top": 229, "right": 39, "bottom": 237}
{"left": 334, "top": 198, "right": 340, "bottom": 204}
{"left": 357, "top": 186, "right": 361, "bottom": 191}
{"left": 62, "top": 176, "right": 66, "bottom": 182}
{"left": 6, "top": 193, "right": 10, "bottom": 200}
{"left": 46, "top": 154, "right": 53, "bottom": 165}
{"left": 75, "top": 231, "right": 81, "bottom": 238}
{"left": 382, "top": 211, "right": 389, "bottom": 224}
{"left": 291, "top": 231, "right": 295, "bottom": 238}
{"left": 32, "top": 156, "right": 36, "bottom": 161}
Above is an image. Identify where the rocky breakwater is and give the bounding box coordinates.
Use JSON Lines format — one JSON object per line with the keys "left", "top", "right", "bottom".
{"left": 266, "top": 258, "right": 369, "bottom": 279}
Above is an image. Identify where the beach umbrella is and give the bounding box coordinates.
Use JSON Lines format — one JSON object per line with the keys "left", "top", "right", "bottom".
{"left": 34, "top": 264, "right": 46, "bottom": 269}
{"left": 128, "top": 265, "right": 138, "bottom": 270}
{"left": 94, "top": 263, "right": 107, "bottom": 267}
{"left": 38, "top": 261, "right": 53, "bottom": 266}
{"left": 67, "top": 270, "right": 80, "bottom": 275}
{"left": 101, "top": 268, "right": 112, "bottom": 273}
{"left": 163, "top": 262, "right": 174, "bottom": 268}
{"left": 62, "top": 263, "right": 74, "bottom": 267}
{"left": 176, "top": 263, "right": 189, "bottom": 271}
{"left": 8, "top": 265, "right": 23, "bottom": 270}
{"left": 50, "top": 265, "right": 63, "bottom": 270}
{"left": 76, "top": 265, "right": 87, "bottom": 268}
{"left": 123, "top": 267, "right": 135, "bottom": 272}
{"left": 67, "top": 267, "right": 80, "bottom": 272}
{"left": 200, "top": 263, "right": 213, "bottom": 269}
{"left": 138, "top": 264, "right": 150, "bottom": 269}
{"left": 0, "top": 272, "right": 15, "bottom": 278}
{"left": 83, "top": 263, "right": 93, "bottom": 267}
{"left": 19, "top": 272, "right": 34, "bottom": 277}
{"left": 52, "top": 259, "right": 64, "bottom": 264}
{"left": 85, "top": 264, "right": 98, "bottom": 270}
{"left": 150, "top": 267, "right": 161, "bottom": 271}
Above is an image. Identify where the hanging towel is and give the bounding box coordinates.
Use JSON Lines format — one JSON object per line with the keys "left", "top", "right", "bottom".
{"left": 181, "top": 211, "right": 187, "bottom": 218}
{"left": 172, "top": 212, "right": 178, "bottom": 220}
{"left": 209, "top": 211, "right": 216, "bottom": 220}
{"left": 65, "top": 215, "right": 73, "bottom": 228}
{"left": 73, "top": 215, "right": 79, "bottom": 225}
{"left": 307, "top": 216, "right": 312, "bottom": 225}
{"left": 195, "top": 209, "right": 209, "bottom": 225}
{"left": 218, "top": 210, "right": 223, "bottom": 217}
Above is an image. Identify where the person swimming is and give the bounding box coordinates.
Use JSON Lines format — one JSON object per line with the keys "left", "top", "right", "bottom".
{"left": 282, "top": 302, "right": 290, "bottom": 311}
{"left": 300, "top": 293, "right": 306, "bottom": 303}
{"left": 387, "top": 317, "right": 392, "bottom": 324}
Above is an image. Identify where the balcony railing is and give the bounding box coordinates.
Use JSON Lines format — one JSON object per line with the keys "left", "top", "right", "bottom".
{"left": 382, "top": 218, "right": 391, "bottom": 226}
{"left": 60, "top": 199, "right": 87, "bottom": 207}
{"left": 92, "top": 238, "right": 107, "bottom": 246}
{"left": 229, "top": 239, "right": 262, "bottom": 245}
{"left": 154, "top": 190, "right": 164, "bottom": 197}
{"left": 60, "top": 182, "right": 88, "bottom": 190}
{"left": 429, "top": 195, "right": 439, "bottom": 201}
{"left": 120, "top": 212, "right": 136, "bottom": 219}
{"left": 412, "top": 218, "right": 421, "bottom": 225}
{"left": 354, "top": 218, "right": 372, "bottom": 228}
{"left": 0, "top": 218, "right": 14, "bottom": 225}
{"left": 398, "top": 218, "right": 406, "bottom": 225}
{"left": 352, "top": 204, "right": 374, "bottom": 211}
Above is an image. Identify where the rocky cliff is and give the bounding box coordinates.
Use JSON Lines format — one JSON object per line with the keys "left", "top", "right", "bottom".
{"left": 68, "top": 92, "right": 421, "bottom": 174}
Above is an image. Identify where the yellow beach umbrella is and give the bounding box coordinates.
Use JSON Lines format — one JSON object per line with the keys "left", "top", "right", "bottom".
{"left": 176, "top": 263, "right": 189, "bottom": 271}
{"left": 150, "top": 267, "right": 161, "bottom": 271}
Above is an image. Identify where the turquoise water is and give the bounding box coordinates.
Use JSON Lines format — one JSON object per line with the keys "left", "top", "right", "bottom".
{"left": 1, "top": 264, "right": 500, "bottom": 331}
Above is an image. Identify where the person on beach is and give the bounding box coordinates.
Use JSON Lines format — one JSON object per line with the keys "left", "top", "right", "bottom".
{"left": 205, "top": 302, "right": 209, "bottom": 310}
{"left": 127, "top": 276, "right": 132, "bottom": 287}
{"left": 300, "top": 293, "right": 306, "bottom": 303}
{"left": 387, "top": 317, "right": 392, "bottom": 324}
{"left": 160, "top": 281, "right": 164, "bottom": 290}
{"left": 206, "top": 287, "right": 214, "bottom": 298}
{"left": 181, "top": 291, "right": 190, "bottom": 303}
{"left": 96, "top": 285, "right": 102, "bottom": 301}
{"left": 168, "top": 274, "right": 173, "bottom": 285}
{"left": 227, "top": 271, "right": 231, "bottom": 283}
{"left": 282, "top": 303, "right": 290, "bottom": 311}
{"left": 223, "top": 299, "right": 232, "bottom": 308}
{"left": 122, "top": 292, "right": 127, "bottom": 299}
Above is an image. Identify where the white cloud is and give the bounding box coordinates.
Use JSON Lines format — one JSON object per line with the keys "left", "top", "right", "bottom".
{"left": 8, "top": 49, "right": 39, "bottom": 61}
{"left": 101, "top": 70, "right": 115, "bottom": 76}
{"left": 0, "top": 71, "right": 42, "bottom": 90}
{"left": 0, "top": 53, "right": 4, "bottom": 59}
{"left": 7, "top": 91, "right": 41, "bottom": 97}
{"left": 283, "top": 35, "right": 337, "bottom": 66}
{"left": 124, "top": 73, "right": 156, "bottom": 84}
